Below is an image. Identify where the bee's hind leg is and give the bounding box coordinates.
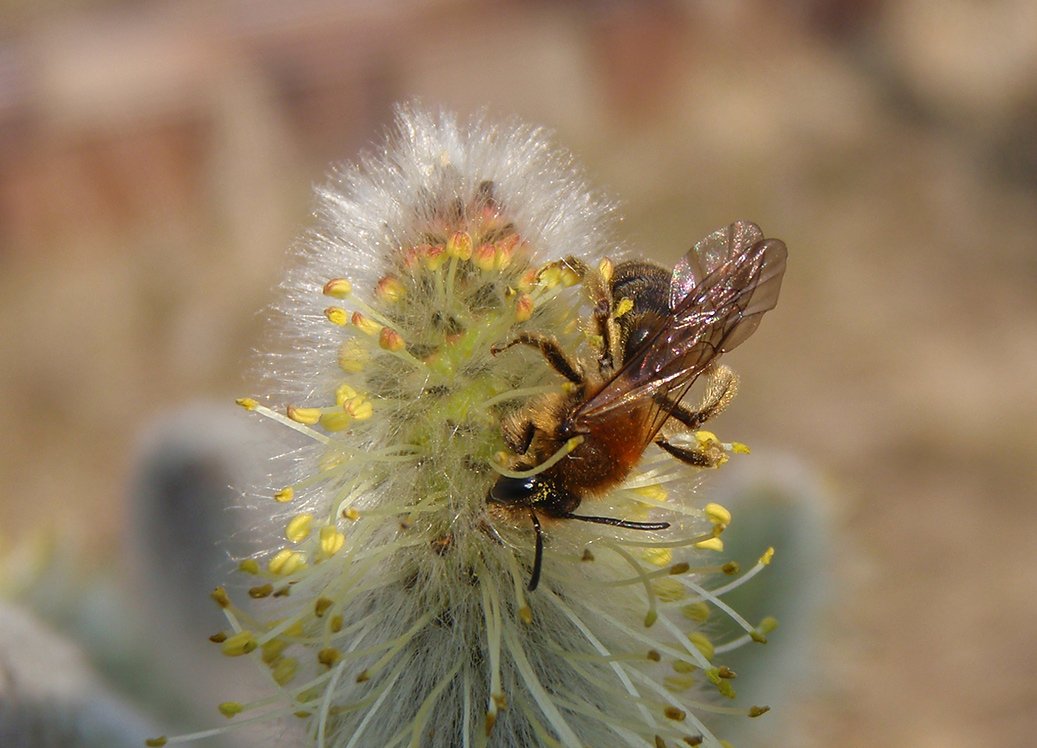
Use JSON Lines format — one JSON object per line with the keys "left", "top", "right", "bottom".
{"left": 654, "top": 365, "right": 740, "bottom": 468}
{"left": 491, "top": 333, "right": 585, "bottom": 386}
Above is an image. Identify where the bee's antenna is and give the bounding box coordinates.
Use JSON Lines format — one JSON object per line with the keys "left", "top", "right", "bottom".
{"left": 528, "top": 510, "right": 544, "bottom": 591}
{"left": 561, "top": 513, "right": 670, "bottom": 532}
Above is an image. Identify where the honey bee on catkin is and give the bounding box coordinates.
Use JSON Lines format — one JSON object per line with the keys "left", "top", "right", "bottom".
{"left": 488, "top": 220, "right": 787, "bottom": 589}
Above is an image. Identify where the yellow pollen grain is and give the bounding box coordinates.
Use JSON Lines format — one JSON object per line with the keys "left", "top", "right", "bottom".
{"left": 273, "top": 656, "right": 298, "bottom": 686}
{"left": 681, "top": 602, "right": 710, "bottom": 623}
{"left": 322, "top": 278, "right": 353, "bottom": 299}
{"left": 642, "top": 547, "right": 672, "bottom": 567}
{"left": 319, "top": 525, "right": 345, "bottom": 557}
{"left": 319, "top": 411, "right": 352, "bottom": 432}
{"left": 221, "top": 630, "right": 257, "bottom": 656}
{"left": 351, "top": 312, "right": 382, "bottom": 336}
{"left": 238, "top": 558, "right": 260, "bottom": 574}
{"left": 730, "top": 441, "right": 751, "bottom": 454}
{"left": 694, "top": 430, "right": 719, "bottom": 446}
{"left": 344, "top": 395, "right": 373, "bottom": 420}
{"left": 688, "top": 632, "right": 714, "bottom": 660}
{"left": 704, "top": 503, "right": 732, "bottom": 528}
{"left": 324, "top": 306, "right": 349, "bottom": 326}
{"left": 447, "top": 231, "right": 473, "bottom": 259}
{"left": 633, "top": 484, "right": 668, "bottom": 501}
{"left": 379, "top": 327, "right": 406, "bottom": 352}
{"left": 695, "top": 537, "right": 724, "bottom": 552}
{"left": 274, "top": 487, "right": 294, "bottom": 504}
{"left": 286, "top": 406, "right": 321, "bottom": 425}
{"left": 515, "top": 293, "right": 534, "bottom": 322}
{"left": 235, "top": 397, "right": 258, "bottom": 411}
{"left": 218, "top": 701, "right": 243, "bottom": 718}
{"left": 285, "top": 513, "right": 314, "bottom": 543}
{"left": 614, "top": 297, "right": 634, "bottom": 318}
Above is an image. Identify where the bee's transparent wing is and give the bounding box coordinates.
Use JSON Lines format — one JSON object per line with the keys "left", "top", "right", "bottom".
{"left": 575, "top": 226, "right": 787, "bottom": 440}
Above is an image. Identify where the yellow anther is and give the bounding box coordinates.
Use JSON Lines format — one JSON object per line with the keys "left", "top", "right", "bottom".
{"left": 474, "top": 243, "right": 496, "bottom": 271}
{"left": 285, "top": 513, "right": 314, "bottom": 543}
{"left": 614, "top": 297, "right": 634, "bottom": 318}
{"left": 559, "top": 267, "right": 581, "bottom": 286}
{"left": 722, "top": 561, "right": 740, "bottom": 575}
{"left": 730, "top": 441, "right": 751, "bottom": 454}
{"left": 695, "top": 536, "right": 724, "bottom": 552}
{"left": 211, "top": 587, "right": 231, "bottom": 608}
{"left": 515, "top": 294, "right": 534, "bottom": 322}
{"left": 324, "top": 306, "right": 349, "bottom": 326}
{"left": 537, "top": 264, "right": 561, "bottom": 287}
{"left": 342, "top": 507, "right": 360, "bottom": 521}
{"left": 672, "top": 659, "right": 695, "bottom": 674}
{"left": 664, "top": 706, "right": 687, "bottom": 721}
{"left": 681, "top": 601, "right": 710, "bottom": 623}
{"left": 424, "top": 244, "right": 448, "bottom": 270}
{"left": 221, "top": 630, "right": 257, "bottom": 657}
{"left": 274, "top": 487, "right": 294, "bottom": 504}
{"left": 519, "top": 606, "right": 532, "bottom": 624}
{"left": 238, "top": 558, "right": 260, "bottom": 575}
{"left": 272, "top": 656, "right": 298, "bottom": 686}
{"left": 688, "top": 632, "right": 714, "bottom": 660}
{"left": 344, "top": 395, "right": 373, "bottom": 420}
{"left": 644, "top": 610, "right": 658, "bottom": 628}
{"left": 669, "top": 562, "right": 690, "bottom": 575}
{"left": 268, "top": 549, "right": 307, "bottom": 576}
{"left": 314, "top": 597, "right": 334, "bottom": 618}
{"left": 261, "top": 639, "right": 286, "bottom": 663}
{"left": 248, "top": 584, "right": 273, "bottom": 599}
{"left": 642, "top": 547, "right": 672, "bottom": 567}
{"left": 218, "top": 702, "right": 243, "bottom": 718}
{"left": 664, "top": 674, "right": 695, "bottom": 692}
{"left": 330, "top": 614, "right": 343, "bottom": 633}
{"left": 494, "top": 240, "right": 514, "bottom": 270}
{"left": 694, "top": 430, "right": 719, "bottom": 446}
{"left": 319, "top": 525, "right": 345, "bottom": 557}
{"left": 338, "top": 339, "right": 369, "bottom": 373}
{"left": 322, "top": 278, "right": 353, "bottom": 299}
{"left": 235, "top": 397, "right": 258, "bottom": 411}
{"left": 375, "top": 275, "right": 406, "bottom": 302}
{"left": 598, "top": 257, "right": 614, "bottom": 283}
{"left": 447, "top": 231, "right": 473, "bottom": 259}
{"left": 651, "top": 578, "right": 686, "bottom": 603}
{"left": 759, "top": 547, "right": 775, "bottom": 565}
{"left": 759, "top": 616, "right": 779, "bottom": 634}
{"left": 334, "top": 383, "right": 358, "bottom": 406}
{"left": 351, "top": 311, "right": 382, "bottom": 336}
{"left": 319, "top": 411, "right": 352, "bottom": 432}
{"left": 208, "top": 632, "right": 227, "bottom": 643}
{"left": 286, "top": 406, "right": 321, "bottom": 425}
{"left": 633, "top": 484, "right": 668, "bottom": 501}
{"left": 748, "top": 706, "right": 771, "bottom": 718}
{"left": 145, "top": 738, "right": 168, "bottom": 747}
{"left": 715, "top": 679, "right": 736, "bottom": 699}
{"left": 517, "top": 268, "right": 538, "bottom": 291}
{"left": 379, "top": 327, "right": 406, "bottom": 352}
{"left": 318, "top": 647, "right": 341, "bottom": 667}
{"left": 704, "top": 502, "right": 732, "bottom": 528}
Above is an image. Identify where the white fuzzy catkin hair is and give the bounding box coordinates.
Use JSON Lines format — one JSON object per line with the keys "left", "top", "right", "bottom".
{"left": 175, "top": 106, "right": 774, "bottom": 748}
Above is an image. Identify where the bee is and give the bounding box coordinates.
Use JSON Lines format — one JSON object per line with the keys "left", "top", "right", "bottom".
{"left": 487, "top": 221, "right": 787, "bottom": 590}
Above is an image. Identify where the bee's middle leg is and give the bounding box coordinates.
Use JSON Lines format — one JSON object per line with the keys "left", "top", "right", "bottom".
{"left": 491, "top": 333, "right": 585, "bottom": 386}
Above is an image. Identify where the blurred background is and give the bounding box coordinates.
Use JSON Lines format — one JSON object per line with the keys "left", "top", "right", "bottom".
{"left": 2, "top": 1, "right": 1036, "bottom": 746}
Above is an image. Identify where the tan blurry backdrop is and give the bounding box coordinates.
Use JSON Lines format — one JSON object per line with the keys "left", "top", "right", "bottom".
{"left": 2, "top": 1, "right": 1036, "bottom": 746}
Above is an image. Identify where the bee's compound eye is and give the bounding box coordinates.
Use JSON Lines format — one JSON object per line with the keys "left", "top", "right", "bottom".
{"left": 488, "top": 475, "right": 538, "bottom": 505}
